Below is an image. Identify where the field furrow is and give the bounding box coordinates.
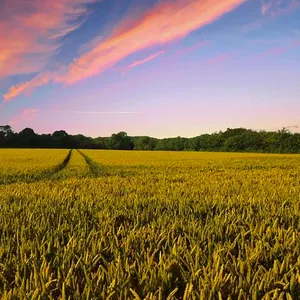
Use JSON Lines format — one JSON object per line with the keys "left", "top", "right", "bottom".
{"left": 0, "top": 149, "right": 71, "bottom": 185}
{"left": 1, "top": 150, "right": 300, "bottom": 299}
{"left": 51, "top": 149, "right": 92, "bottom": 180}
{"left": 77, "top": 150, "right": 109, "bottom": 177}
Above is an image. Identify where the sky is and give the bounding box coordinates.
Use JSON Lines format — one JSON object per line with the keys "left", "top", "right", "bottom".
{"left": 0, "top": 0, "right": 300, "bottom": 138}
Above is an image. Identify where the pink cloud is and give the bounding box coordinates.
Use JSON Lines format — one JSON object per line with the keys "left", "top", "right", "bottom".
{"left": 54, "top": 110, "right": 141, "bottom": 114}
{"left": 0, "top": 0, "right": 95, "bottom": 78}
{"left": 253, "top": 39, "right": 300, "bottom": 59}
{"left": 175, "top": 40, "right": 210, "bottom": 57}
{"left": 56, "top": 0, "right": 246, "bottom": 84}
{"left": 9, "top": 109, "right": 38, "bottom": 125}
{"left": 3, "top": 0, "right": 245, "bottom": 101}
{"left": 125, "top": 50, "right": 166, "bottom": 70}
{"left": 266, "top": 40, "right": 300, "bottom": 55}
{"left": 3, "top": 72, "right": 56, "bottom": 102}
{"left": 260, "top": 0, "right": 300, "bottom": 16}
{"left": 3, "top": 82, "right": 30, "bottom": 102}
{"left": 204, "top": 52, "right": 233, "bottom": 65}
{"left": 260, "top": 0, "right": 272, "bottom": 15}
{"left": 242, "top": 0, "right": 300, "bottom": 32}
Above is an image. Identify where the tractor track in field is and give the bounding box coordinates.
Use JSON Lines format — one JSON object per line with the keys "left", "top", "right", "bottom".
{"left": 77, "top": 150, "right": 137, "bottom": 178}
{"left": 77, "top": 150, "right": 109, "bottom": 177}
{"left": 51, "top": 149, "right": 73, "bottom": 174}
{"left": 0, "top": 149, "right": 73, "bottom": 186}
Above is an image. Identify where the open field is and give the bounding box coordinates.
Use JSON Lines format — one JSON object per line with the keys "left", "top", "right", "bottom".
{"left": 0, "top": 149, "right": 300, "bottom": 299}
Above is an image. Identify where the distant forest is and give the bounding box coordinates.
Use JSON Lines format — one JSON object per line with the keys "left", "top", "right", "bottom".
{"left": 1, "top": 125, "right": 300, "bottom": 153}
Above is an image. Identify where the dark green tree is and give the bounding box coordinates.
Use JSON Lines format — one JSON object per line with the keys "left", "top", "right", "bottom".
{"left": 1, "top": 125, "right": 300, "bottom": 153}
{"left": 109, "top": 132, "right": 134, "bottom": 150}
{"left": 52, "top": 130, "right": 71, "bottom": 148}
{"left": 17, "top": 128, "right": 37, "bottom": 147}
{"left": 0, "top": 125, "right": 14, "bottom": 146}
{"left": 134, "top": 136, "right": 157, "bottom": 150}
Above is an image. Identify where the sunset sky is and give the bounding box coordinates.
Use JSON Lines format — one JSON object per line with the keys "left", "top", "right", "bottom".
{"left": 1, "top": 0, "right": 300, "bottom": 138}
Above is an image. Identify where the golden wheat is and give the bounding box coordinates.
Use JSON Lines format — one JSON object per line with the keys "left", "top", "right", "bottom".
{"left": 0, "top": 149, "right": 300, "bottom": 299}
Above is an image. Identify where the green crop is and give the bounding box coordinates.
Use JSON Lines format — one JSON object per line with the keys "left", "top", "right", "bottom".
{"left": 0, "top": 149, "right": 300, "bottom": 299}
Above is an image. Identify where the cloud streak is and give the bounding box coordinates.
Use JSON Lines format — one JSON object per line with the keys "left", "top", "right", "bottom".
{"left": 260, "top": 0, "right": 272, "bottom": 15}
{"left": 3, "top": 82, "right": 30, "bottom": 102}
{"left": 39, "top": 109, "right": 142, "bottom": 115}
{"left": 242, "top": 0, "right": 300, "bottom": 33}
{"left": 9, "top": 109, "right": 38, "bottom": 125}
{"left": 3, "top": 72, "right": 56, "bottom": 102}
{"left": 253, "top": 39, "right": 300, "bottom": 59}
{"left": 60, "top": 110, "right": 141, "bottom": 114}
{"left": 260, "top": 0, "right": 300, "bottom": 16}
{"left": 125, "top": 50, "right": 166, "bottom": 70}
{"left": 175, "top": 40, "right": 209, "bottom": 57}
{"left": 57, "top": 0, "right": 246, "bottom": 84}
{"left": 3, "top": 0, "right": 245, "bottom": 101}
{"left": 204, "top": 52, "right": 233, "bottom": 65}
{"left": 0, "top": 0, "right": 94, "bottom": 78}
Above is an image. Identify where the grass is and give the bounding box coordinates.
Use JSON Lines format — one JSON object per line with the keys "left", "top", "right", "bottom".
{"left": 0, "top": 149, "right": 300, "bottom": 299}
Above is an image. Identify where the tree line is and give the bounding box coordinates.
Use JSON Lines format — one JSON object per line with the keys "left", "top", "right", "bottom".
{"left": 1, "top": 125, "right": 300, "bottom": 153}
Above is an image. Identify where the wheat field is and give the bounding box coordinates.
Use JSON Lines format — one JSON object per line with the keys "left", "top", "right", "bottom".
{"left": 0, "top": 149, "right": 300, "bottom": 299}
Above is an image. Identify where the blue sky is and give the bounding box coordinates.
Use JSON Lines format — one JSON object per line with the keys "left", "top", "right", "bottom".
{"left": 1, "top": 0, "right": 300, "bottom": 137}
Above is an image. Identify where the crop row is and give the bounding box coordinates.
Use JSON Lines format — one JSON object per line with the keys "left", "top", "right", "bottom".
{"left": 0, "top": 150, "right": 300, "bottom": 299}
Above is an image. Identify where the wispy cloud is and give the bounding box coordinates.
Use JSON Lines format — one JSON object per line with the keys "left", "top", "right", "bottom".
{"left": 3, "top": 82, "right": 30, "bottom": 102}
{"left": 9, "top": 109, "right": 38, "bottom": 125}
{"left": 242, "top": 0, "right": 300, "bottom": 32}
{"left": 125, "top": 50, "right": 166, "bottom": 70}
{"left": 8, "top": 108, "right": 139, "bottom": 125}
{"left": 253, "top": 39, "right": 300, "bottom": 58}
{"left": 0, "top": 0, "right": 94, "bottom": 78}
{"left": 260, "top": 0, "right": 300, "bottom": 16}
{"left": 42, "top": 109, "right": 141, "bottom": 115}
{"left": 3, "top": 72, "right": 56, "bottom": 102}
{"left": 61, "top": 110, "right": 141, "bottom": 114}
{"left": 260, "top": 0, "right": 272, "bottom": 15}
{"left": 57, "top": 0, "right": 246, "bottom": 84}
{"left": 204, "top": 52, "right": 233, "bottom": 65}
{"left": 175, "top": 40, "right": 210, "bottom": 57}
{"left": 3, "top": 0, "right": 245, "bottom": 101}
